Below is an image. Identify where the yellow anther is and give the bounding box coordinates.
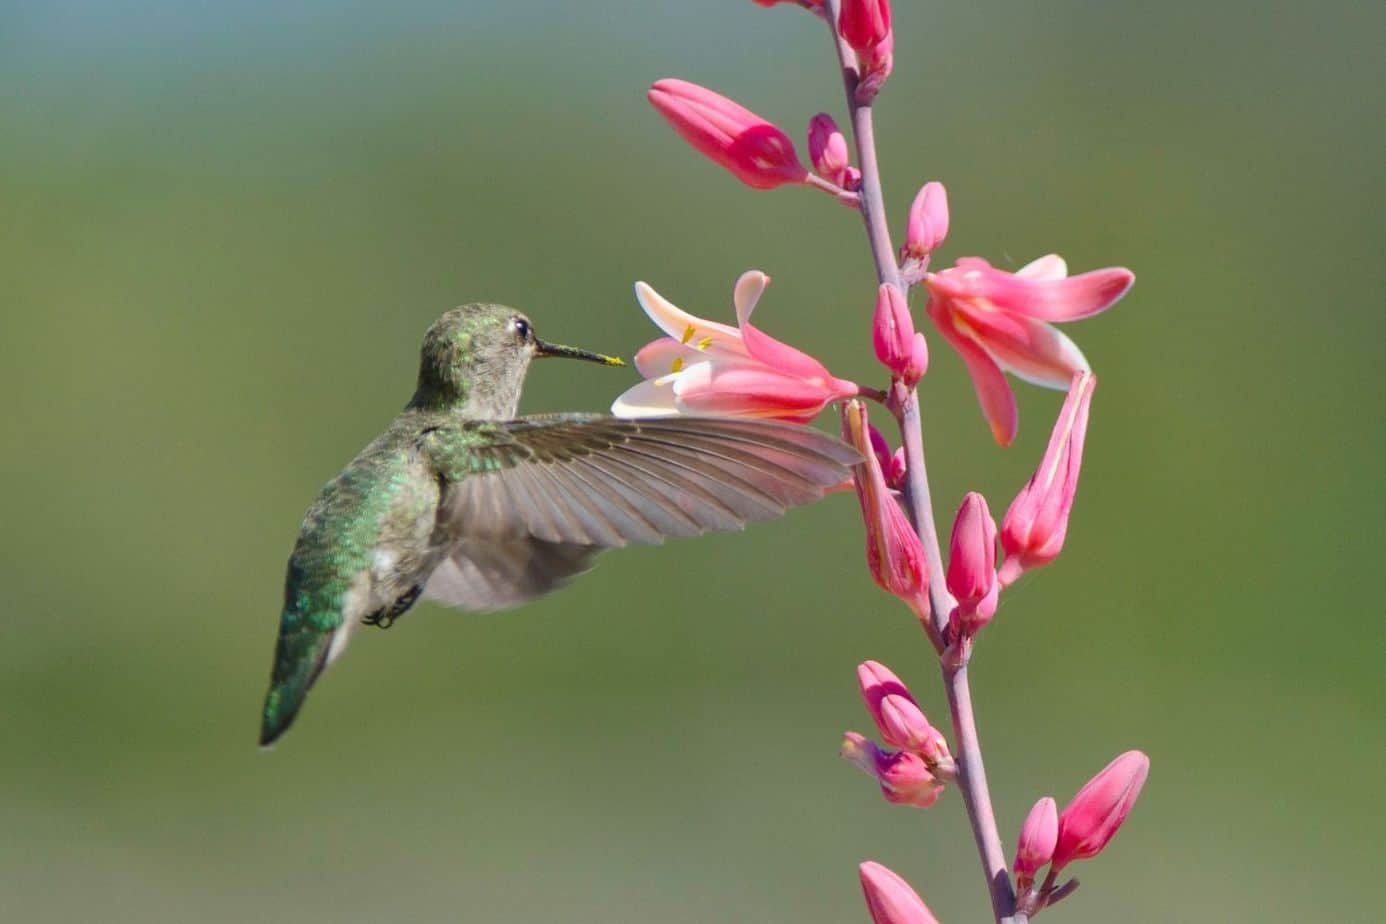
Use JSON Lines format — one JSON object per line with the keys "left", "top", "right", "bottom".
{"left": 681, "top": 324, "right": 697, "bottom": 345}
{"left": 671, "top": 356, "right": 684, "bottom": 373}
{"left": 696, "top": 336, "right": 714, "bottom": 350}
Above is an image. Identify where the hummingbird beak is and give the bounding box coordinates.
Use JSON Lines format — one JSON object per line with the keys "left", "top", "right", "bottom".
{"left": 534, "top": 338, "right": 626, "bottom": 367}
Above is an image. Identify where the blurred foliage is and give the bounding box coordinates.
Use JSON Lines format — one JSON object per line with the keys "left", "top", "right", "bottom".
{"left": 1, "top": 1, "right": 1382, "bottom": 921}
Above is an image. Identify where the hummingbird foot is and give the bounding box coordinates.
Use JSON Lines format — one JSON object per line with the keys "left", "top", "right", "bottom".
{"left": 363, "top": 584, "right": 423, "bottom": 630}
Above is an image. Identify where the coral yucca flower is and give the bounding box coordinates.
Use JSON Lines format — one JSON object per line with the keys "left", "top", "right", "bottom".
{"left": 611, "top": 271, "right": 859, "bottom": 423}
{"left": 924, "top": 255, "right": 1133, "bottom": 445}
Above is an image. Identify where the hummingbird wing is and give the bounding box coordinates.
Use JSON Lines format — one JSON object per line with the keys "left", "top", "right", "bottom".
{"left": 421, "top": 414, "right": 857, "bottom": 611}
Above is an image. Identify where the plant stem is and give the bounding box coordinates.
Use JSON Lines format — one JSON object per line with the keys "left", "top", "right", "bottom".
{"left": 821, "top": 5, "right": 1022, "bottom": 921}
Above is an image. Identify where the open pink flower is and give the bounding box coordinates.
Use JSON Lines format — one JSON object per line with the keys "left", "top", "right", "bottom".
{"left": 611, "top": 271, "right": 859, "bottom": 423}
{"left": 924, "top": 254, "right": 1132, "bottom": 445}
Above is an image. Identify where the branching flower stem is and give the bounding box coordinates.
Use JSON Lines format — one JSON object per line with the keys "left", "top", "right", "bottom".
{"left": 821, "top": 4, "right": 1025, "bottom": 921}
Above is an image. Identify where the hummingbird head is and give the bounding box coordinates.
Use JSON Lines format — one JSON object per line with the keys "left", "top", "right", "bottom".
{"left": 407, "top": 303, "right": 624, "bottom": 418}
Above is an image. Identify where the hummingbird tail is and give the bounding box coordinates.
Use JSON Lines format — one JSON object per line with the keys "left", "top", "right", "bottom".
{"left": 259, "top": 620, "right": 333, "bottom": 747}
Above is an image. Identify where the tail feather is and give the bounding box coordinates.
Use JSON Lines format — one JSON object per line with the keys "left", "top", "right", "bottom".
{"left": 259, "top": 615, "right": 333, "bottom": 747}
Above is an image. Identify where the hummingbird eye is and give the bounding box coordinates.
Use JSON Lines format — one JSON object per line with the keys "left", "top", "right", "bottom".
{"left": 511, "top": 318, "right": 532, "bottom": 342}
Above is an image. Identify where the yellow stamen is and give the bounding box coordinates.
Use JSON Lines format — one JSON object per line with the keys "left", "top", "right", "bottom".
{"left": 696, "top": 336, "right": 714, "bottom": 350}
{"left": 671, "top": 356, "right": 684, "bottom": 373}
{"left": 681, "top": 324, "right": 697, "bottom": 345}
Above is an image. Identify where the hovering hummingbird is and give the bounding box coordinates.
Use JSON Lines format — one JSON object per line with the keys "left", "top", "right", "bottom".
{"left": 259, "top": 303, "right": 858, "bottom": 746}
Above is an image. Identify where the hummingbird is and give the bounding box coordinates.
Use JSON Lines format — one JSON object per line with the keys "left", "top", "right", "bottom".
{"left": 259, "top": 303, "right": 858, "bottom": 746}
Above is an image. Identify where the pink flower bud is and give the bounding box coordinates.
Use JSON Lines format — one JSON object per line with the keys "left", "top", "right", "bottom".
{"left": 999, "top": 372, "right": 1095, "bottom": 583}
{"left": 841, "top": 733, "right": 945, "bottom": 809}
{"left": 839, "top": 0, "right": 892, "bottom": 56}
{"left": 648, "top": 79, "right": 809, "bottom": 190}
{"left": 904, "top": 181, "right": 949, "bottom": 259}
{"left": 1052, "top": 751, "right": 1149, "bottom": 871}
{"left": 1013, "top": 796, "right": 1058, "bottom": 882}
{"left": 872, "top": 284, "right": 926, "bottom": 386}
{"left": 807, "top": 113, "right": 851, "bottom": 187}
{"left": 946, "top": 492, "right": 999, "bottom": 636}
{"left": 879, "top": 695, "right": 950, "bottom": 765}
{"left": 858, "top": 862, "right": 940, "bottom": 924}
{"left": 855, "top": 662, "right": 950, "bottom": 759}
{"left": 841, "top": 401, "right": 929, "bottom": 613}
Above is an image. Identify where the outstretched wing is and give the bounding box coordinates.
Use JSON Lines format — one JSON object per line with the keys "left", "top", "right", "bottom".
{"left": 421, "top": 414, "right": 858, "bottom": 610}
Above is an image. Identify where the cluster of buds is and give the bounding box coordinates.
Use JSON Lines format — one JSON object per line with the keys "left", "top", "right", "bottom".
{"left": 842, "top": 662, "right": 956, "bottom": 807}
{"left": 1013, "top": 751, "right": 1150, "bottom": 914}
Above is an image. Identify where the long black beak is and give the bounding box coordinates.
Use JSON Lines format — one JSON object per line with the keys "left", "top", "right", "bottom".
{"left": 535, "top": 338, "right": 625, "bottom": 367}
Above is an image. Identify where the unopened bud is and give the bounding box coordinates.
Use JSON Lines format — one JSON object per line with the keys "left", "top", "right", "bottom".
{"left": 842, "top": 401, "right": 929, "bottom": 613}
{"left": 648, "top": 79, "right": 808, "bottom": 190}
{"left": 1052, "top": 750, "right": 1149, "bottom": 871}
{"left": 807, "top": 113, "right": 851, "bottom": 187}
{"left": 946, "top": 492, "right": 999, "bottom": 636}
{"left": 903, "top": 181, "right": 950, "bottom": 260}
{"left": 872, "top": 284, "right": 926, "bottom": 386}
{"left": 1014, "top": 796, "right": 1059, "bottom": 883}
{"left": 859, "top": 861, "right": 940, "bottom": 924}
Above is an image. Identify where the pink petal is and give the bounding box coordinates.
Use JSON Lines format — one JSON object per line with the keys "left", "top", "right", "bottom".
{"left": 951, "top": 303, "right": 1090, "bottom": 390}
{"left": 927, "top": 297, "right": 1018, "bottom": 446}
{"left": 672, "top": 362, "right": 839, "bottom": 422}
{"left": 973, "top": 263, "right": 1135, "bottom": 323}
{"left": 737, "top": 322, "right": 834, "bottom": 381}
{"left": 634, "top": 281, "right": 746, "bottom": 356}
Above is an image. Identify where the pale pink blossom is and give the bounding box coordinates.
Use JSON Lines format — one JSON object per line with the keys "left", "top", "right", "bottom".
{"left": 807, "top": 113, "right": 851, "bottom": 187}
{"left": 1013, "top": 796, "right": 1058, "bottom": 883}
{"left": 1052, "top": 751, "right": 1150, "bottom": 871}
{"left": 872, "top": 284, "right": 927, "bottom": 386}
{"left": 648, "top": 79, "right": 808, "bottom": 190}
{"left": 841, "top": 401, "right": 928, "bottom": 611}
{"left": 841, "top": 732, "right": 945, "bottom": 809}
{"left": 611, "top": 272, "right": 859, "bottom": 423}
{"left": 946, "top": 492, "right": 999, "bottom": 636}
{"left": 858, "top": 862, "right": 940, "bottom": 924}
{"left": 998, "top": 372, "right": 1095, "bottom": 583}
{"left": 924, "top": 255, "right": 1132, "bottom": 445}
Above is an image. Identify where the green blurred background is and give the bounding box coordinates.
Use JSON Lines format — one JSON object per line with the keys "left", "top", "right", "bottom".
{"left": 2, "top": 1, "right": 1382, "bottom": 920}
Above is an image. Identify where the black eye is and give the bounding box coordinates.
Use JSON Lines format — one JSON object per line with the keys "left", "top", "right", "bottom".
{"left": 512, "top": 318, "right": 531, "bottom": 341}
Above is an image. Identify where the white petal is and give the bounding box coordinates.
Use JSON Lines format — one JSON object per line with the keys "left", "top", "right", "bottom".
{"left": 732, "top": 270, "right": 771, "bottom": 325}
{"left": 634, "top": 281, "right": 744, "bottom": 353}
{"left": 1016, "top": 254, "right": 1068, "bottom": 281}
{"left": 610, "top": 377, "right": 682, "bottom": 418}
